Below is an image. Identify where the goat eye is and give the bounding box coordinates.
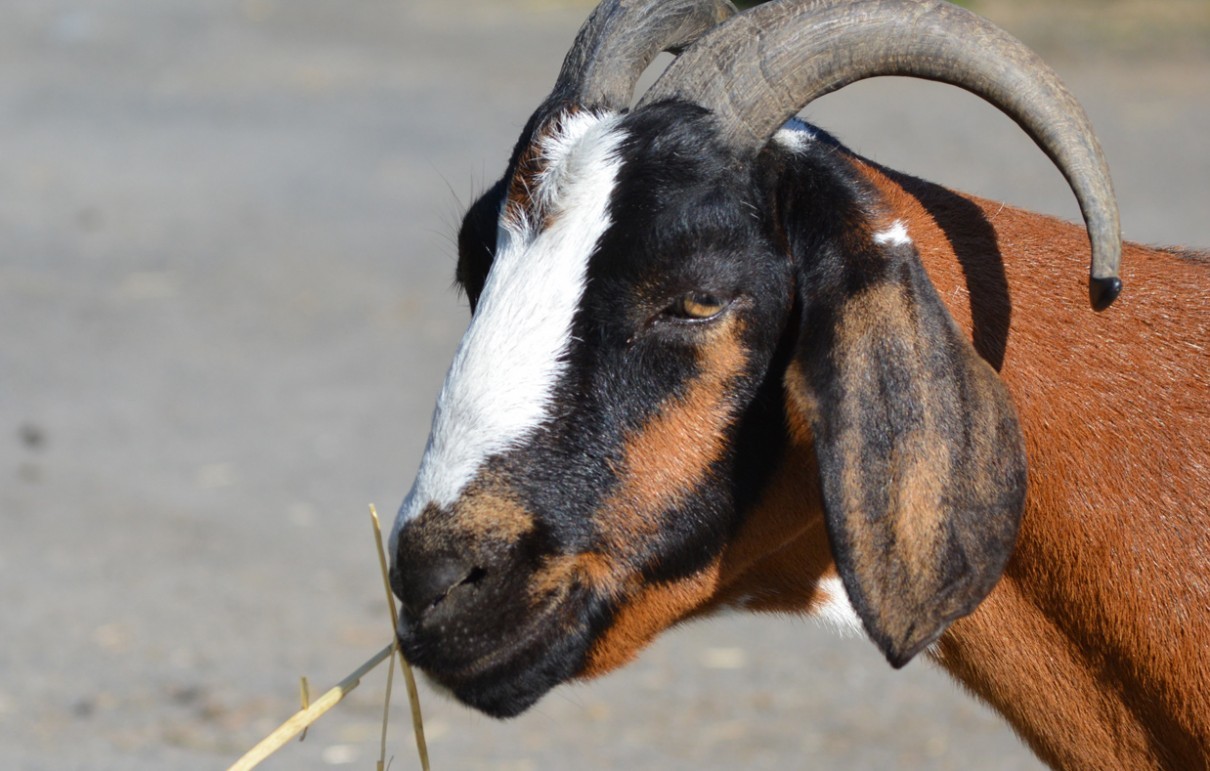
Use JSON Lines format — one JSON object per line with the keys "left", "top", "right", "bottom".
{"left": 666, "top": 292, "right": 727, "bottom": 321}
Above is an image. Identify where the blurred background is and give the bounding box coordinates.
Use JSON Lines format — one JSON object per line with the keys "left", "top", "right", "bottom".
{"left": 1, "top": 1, "right": 1206, "bottom": 769}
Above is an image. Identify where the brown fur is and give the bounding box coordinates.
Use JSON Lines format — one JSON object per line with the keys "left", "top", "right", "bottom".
{"left": 579, "top": 438, "right": 837, "bottom": 677}
{"left": 786, "top": 160, "right": 1208, "bottom": 768}
{"left": 411, "top": 481, "right": 536, "bottom": 554}
{"left": 581, "top": 378, "right": 835, "bottom": 676}
{"left": 457, "top": 484, "right": 537, "bottom": 544}
{"left": 502, "top": 111, "right": 584, "bottom": 232}
{"left": 578, "top": 318, "right": 808, "bottom": 677}
{"left": 529, "top": 552, "right": 616, "bottom": 607}
{"left": 573, "top": 156, "right": 1209, "bottom": 769}
{"left": 503, "top": 139, "right": 544, "bottom": 231}
{"left": 595, "top": 316, "right": 748, "bottom": 555}
{"left": 544, "top": 318, "right": 748, "bottom": 677}
{"left": 707, "top": 413, "right": 837, "bottom": 615}
{"left": 580, "top": 561, "right": 723, "bottom": 676}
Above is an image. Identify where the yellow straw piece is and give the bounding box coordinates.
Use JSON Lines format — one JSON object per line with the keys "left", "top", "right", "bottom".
{"left": 377, "top": 636, "right": 396, "bottom": 771}
{"left": 227, "top": 504, "right": 433, "bottom": 770}
{"left": 371, "top": 504, "right": 431, "bottom": 771}
{"left": 227, "top": 643, "right": 394, "bottom": 771}
{"left": 298, "top": 676, "right": 311, "bottom": 742}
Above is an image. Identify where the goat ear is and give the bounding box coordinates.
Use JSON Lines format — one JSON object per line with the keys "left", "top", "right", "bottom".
{"left": 788, "top": 236, "right": 1027, "bottom": 668}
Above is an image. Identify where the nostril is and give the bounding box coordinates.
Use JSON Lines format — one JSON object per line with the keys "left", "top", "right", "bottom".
{"left": 396, "top": 556, "right": 489, "bottom": 620}
{"left": 428, "top": 565, "right": 488, "bottom": 611}
{"left": 461, "top": 565, "right": 487, "bottom": 588}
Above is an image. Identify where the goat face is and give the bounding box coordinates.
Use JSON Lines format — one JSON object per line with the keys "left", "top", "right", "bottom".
{"left": 390, "top": 104, "right": 797, "bottom": 717}
{"left": 390, "top": 100, "right": 1027, "bottom": 718}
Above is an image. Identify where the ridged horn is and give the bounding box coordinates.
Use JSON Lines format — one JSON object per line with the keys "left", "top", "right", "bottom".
{"left": 549, "top": 0, "right": 737, "bottom": 112}
{"left": 639, "top": 0, "right": 1122, "bottom": 310}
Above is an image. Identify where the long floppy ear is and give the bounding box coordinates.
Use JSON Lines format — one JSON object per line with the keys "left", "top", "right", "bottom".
{"left": 785, "top": 199, "right": 1027, "bottom": 667}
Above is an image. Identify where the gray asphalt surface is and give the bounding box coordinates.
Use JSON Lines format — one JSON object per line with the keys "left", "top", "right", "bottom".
{"left": 2, "top": 1, "right": 1207, "bottom": 769}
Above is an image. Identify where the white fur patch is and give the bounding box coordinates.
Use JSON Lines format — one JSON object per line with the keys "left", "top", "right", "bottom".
{"left": 873, "top": 220, "right": 912, "bottom": 247}
{"left": 772, "top": 118, "right": 817, "bottom": 155}
{"left": 813, "top": 576, "right": 865, "bottom": 638}
{"left": 392, "top": 111, "right": 627, "bottom": 548}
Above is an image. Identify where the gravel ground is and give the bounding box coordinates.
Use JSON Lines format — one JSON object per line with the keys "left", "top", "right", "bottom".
{"left": 1, "top": 1, "right": 1206, "bottom": 769}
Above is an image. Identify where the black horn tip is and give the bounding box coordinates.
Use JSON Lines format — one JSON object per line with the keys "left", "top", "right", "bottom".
{"left": 1089, "top": 275, "right": 1123, "bottom": 311}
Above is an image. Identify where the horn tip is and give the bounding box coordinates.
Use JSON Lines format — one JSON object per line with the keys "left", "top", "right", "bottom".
{"left": 1089, "top": 275, "right": 1122, "bottom": 311}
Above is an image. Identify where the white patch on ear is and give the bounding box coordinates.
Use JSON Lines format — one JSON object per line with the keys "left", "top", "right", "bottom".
{"left": 873, "top": 220, "right": 912, "bottom": 247}
{"left": 772, "top": 118, "right": 817, "bottom": 155}
{"left": 813, "top": 576, "right": 865, "bottom": 638}
{"left": 391, "top": 110, "right": 627, "bottom": 548}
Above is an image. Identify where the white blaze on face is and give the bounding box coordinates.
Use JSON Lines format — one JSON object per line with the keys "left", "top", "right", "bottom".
{"left": 392, "top": 111, "right": 628, "bottom": 549}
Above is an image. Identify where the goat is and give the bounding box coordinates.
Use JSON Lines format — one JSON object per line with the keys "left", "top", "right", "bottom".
{"left": 387, "top": 1, "right": 1210, "bottom": 768}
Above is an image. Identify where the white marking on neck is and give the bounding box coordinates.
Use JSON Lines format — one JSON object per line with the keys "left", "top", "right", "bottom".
{"left": 772, "top": 118, "right": 817, "bottom": 155}
{"left": 392, "top": 111, "right": 627, "bottom": 548}
{"left": 813, "top": 575, "right": 865, "bottom": 638}
{"left": 873, "top": 219, "right": 912, "bottom": 247}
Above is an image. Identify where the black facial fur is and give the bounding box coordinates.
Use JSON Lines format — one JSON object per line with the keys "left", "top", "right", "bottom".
{"left": 398, "top": 103, "right": 896, "bottom": 717}
{"left": 456, "top": 177, "right": 506, "bottom": 312}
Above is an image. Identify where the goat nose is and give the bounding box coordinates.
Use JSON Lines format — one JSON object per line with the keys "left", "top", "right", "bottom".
{"left": 393, "top": 554, "right": 485, "bottom": 621}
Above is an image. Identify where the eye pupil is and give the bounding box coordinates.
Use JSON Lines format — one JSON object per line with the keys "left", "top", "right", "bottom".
{"left": 675, "top": 293, "right": 725, "bottom": 320}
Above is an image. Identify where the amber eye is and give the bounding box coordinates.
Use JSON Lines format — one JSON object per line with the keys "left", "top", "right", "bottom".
{"left": 667, "top": 292, "right": 727, "bottom": 321}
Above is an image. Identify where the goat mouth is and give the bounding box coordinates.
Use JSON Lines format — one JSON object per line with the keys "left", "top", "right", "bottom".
{"left": 398, "top": 593, "right": 594, "bottom": 718}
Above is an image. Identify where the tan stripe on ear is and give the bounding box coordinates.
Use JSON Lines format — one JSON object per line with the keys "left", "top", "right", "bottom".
{"left": 833, "top": 282, "right": 952, "bottom": 588}
{"left": 792, "top": 243, "right": 1026, "bottom": 667}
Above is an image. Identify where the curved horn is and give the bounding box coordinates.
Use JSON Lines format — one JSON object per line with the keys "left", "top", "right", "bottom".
{"left": 550, "top": 0, "right": 737, "bottom": 112}
{"left": 639, "top": 0, "right": 1122, "bottom": 310}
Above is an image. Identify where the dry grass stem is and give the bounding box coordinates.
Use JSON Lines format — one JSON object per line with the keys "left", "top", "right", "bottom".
{"left": 378, "top": 636, "right": 397, "bottom": 771}
{"left": 371, "top": 504, "right": 431, "bottom": 771}
{"left": 226, "top": 505, "right": 432, "bottom": 771}
{"left": 226, "top": 642, "right": 394, "bottom": 771}
{"left": 298, "top": 676, "right": 311, "bottom": 742}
